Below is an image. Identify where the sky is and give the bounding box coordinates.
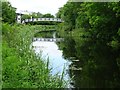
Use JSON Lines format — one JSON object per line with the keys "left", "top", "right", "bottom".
{"left": 9, "top": 0, "right": 68, "bottom": 16}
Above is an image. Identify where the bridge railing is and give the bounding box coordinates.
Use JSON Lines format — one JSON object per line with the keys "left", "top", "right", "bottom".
{"left": 23, "top": 18, "right": 64, "bottom": 23}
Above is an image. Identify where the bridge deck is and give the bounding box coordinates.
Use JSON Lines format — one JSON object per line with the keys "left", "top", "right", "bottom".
{"left": 23, "top": 18, "right": 64, "bottom": 23}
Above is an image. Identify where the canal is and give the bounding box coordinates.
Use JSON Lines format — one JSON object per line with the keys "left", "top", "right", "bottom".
{"left": 31, "top": 31, "right": 120, "bottom": 88}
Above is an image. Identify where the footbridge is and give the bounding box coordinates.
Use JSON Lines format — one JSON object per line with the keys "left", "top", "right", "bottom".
{"left": 22, "top": 18, "right": 63, "bottom": 23}
{"left": 16, "top": 12, "right": 64, "bottom": 24}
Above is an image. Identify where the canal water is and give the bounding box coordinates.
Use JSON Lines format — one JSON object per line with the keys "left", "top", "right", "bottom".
{"left": 31, "top": 39, "right": 73, "bottom": 88}
{"left": 31, "top": 31, "right": 120, "bottom": 88}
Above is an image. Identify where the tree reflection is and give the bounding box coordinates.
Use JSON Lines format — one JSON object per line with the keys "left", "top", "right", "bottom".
{"left": 58, "top": 36, "right": 120, "bottom": 88}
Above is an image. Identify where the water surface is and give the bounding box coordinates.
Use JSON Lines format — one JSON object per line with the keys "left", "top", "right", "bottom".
{"left": 32, "top": 40, "right": 72, "bottom": 85}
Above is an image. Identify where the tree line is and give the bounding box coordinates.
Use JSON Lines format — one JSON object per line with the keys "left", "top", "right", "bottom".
{"left": 21, "top": 13, "right": 54, "bottom": 20}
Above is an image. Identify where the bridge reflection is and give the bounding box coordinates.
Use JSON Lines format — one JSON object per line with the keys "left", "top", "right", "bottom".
{"left": 33, "top": 38, "right": 64, "bottom": 42}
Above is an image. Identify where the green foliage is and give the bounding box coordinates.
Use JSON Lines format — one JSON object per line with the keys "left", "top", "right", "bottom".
{"left": 21, "top": 14, "right": 31, "bottom": 20}
{"left": 21, "top": 12, "right": 54, "bottom": 20}
{"left": 56, "top": 2, "right": 81, "bottom": 31}
{"left": 2, "top": 23, "right": 65, "bottom": 88}
{"left": 2, "top": 1, "right": 16, "bottom": 23}
{"left": 42, "top": 13, "right": 54, "bottom": 18}
{"left": 36, "top": 12, "right": 43, "bottom": 18}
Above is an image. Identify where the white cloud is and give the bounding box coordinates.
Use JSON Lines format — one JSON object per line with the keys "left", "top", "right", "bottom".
{"left": 9, "top": 0, "right": 68, "bottom": 15}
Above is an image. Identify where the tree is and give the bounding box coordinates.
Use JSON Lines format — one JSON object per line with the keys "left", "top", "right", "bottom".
{"left": 36, "top": 12, "right": 43, "bottom": 18}
{"left": 2, "top": 1, "right": 16, "bottom": 23}
{"left": 21, "top": 14, "right": 31, "bottom": 20}
{"left": 56, "top": 7, "right": 63, "bottom": 18}
{"left": 42, "top": 13, "right": 54, "bottom": 18}
{"left": 56, "top": 2, "right": 81, "bottom": 31}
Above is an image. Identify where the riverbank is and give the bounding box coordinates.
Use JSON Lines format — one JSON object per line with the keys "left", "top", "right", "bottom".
{"left": 2, "top": 23, "right": 66, "bottom": 88}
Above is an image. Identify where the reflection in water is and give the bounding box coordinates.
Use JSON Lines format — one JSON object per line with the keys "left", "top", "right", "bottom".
{"left": 58, "top": 36, "right": 120, "bottom": 88}
{"left": 32, "top": 31, "right": 120, "bottom": 88}
{"left": 31, "top": 40, "right": 73, "bottom": 87}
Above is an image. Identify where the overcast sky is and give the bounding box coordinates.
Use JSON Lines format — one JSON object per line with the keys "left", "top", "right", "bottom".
{"left": 9, "top": 0, "right": 68, "bottom": 15}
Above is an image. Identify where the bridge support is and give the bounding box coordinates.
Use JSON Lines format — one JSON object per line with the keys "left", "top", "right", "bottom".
{"left": 16, "top": 13, "right": 23, "bottom": 23}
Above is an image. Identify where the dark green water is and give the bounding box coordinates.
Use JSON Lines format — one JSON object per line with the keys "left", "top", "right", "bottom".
{"left": 57, "top": 36, "right": 120, "bottom": 88}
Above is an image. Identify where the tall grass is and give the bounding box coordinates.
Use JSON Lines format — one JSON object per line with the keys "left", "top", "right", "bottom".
{"left": 2, "top": 23, "right": 66, "bottom": 88}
